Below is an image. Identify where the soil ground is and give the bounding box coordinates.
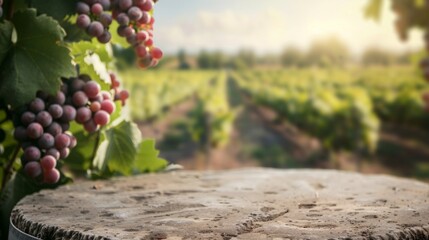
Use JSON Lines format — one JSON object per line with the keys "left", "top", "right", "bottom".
{"left": 137, "top": 78, "right": 429, "bottom": 181}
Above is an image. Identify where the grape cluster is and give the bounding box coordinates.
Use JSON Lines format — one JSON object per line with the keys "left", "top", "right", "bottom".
{"left": 110, "top": 73, "right": 129, "bottom": 106}
{"left": 13, "top": 75, "right": 117, "bottom": 184}
{"left": 75, "top": 0, "right": 163, "bottom": 68}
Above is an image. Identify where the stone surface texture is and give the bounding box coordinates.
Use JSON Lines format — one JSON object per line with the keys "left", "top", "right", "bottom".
{"left": 11, "top": 168, "right": 429, "bottom": 240}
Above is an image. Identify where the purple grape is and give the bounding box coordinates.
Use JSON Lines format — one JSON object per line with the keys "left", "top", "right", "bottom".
{"left": 84, "top": 119, "right": 98, "bottom": 133}
{"left": 97, "top": 31, "right": 112, "bottom": 44}
{"left": 40, "top": 155, "right": 57, "bottom": 170}
{"left": 50, "top": 91, "right": 66, "bottom": 105}
{"left": 117, "top": 25, "right": 128, "bottom": 37}
{"left": 76, "top": 14, "right": 91, "bottom": 29}
{"left": 61, "top": 105, "right": 77, "bottom": 122}
{"left": 123, "top": 26, "right": 135, "bottom": 38}
{"left": 91, "top": 3, "right": 103, "bottom": 15}
{"left": 139, "top": 0, "right": 153, "bottom": 11}
{"left": 87, "top": 21, "right": 104, "bottom": 37}
{"left": 45, "top": 122, "right": 62, "bottom": 136}
{"left": 48, "top": 104, "right": 63, "bottom": 119}
{"left": 76, "top": 107, "right": 92, "bottom": 124}
{"left": 26, "top": 122, "right": 44, "bottom": 139}
{"left": 46, "top": 148, "right": 60, "bottom": 160}
{"left": 36, "top": 111, "right": 53, "bottom": 127}
{"left": 21, "top": 111, "right": 36, "bottom": 126}
{"left": 126, "top": 34, "right": 137, "bottom": 45}
{"left": 60, "top": 122, "right": 70, "bottom": 131}
{"left": 76, "top": 2, "right": 90, "bottom": 14}
{"left": 116, "top": 13, "right": 130, "bottom": 26}
{"left": 72, "top": 91, "right": 89, "bottom": 107}
{"left": 59, "top": 148, "right": 70, "bottom": 159}
{"left": 43, "top": 168, "right": 60, "bottom": 184}
{"left": 99, "top": 12, "right": 113, "bottom": 27}
{"left": 29, "top": 98, "right": 45, "bottom": 113}
{"left": 24, "top": 162, "right": 42, "bottom": 178}
{"left": 128, "top": 6, "right": 142, "bottom": 21}
{"left": 70, "top": 78, "right": 85, "bottom": 93}
{"left": 83, "top": 81, "right": 101, "bottom": 98}
{"left": 119, "top": 0, "right": 132, "bottom": 10}
{"left": 99, "top": 0, "right": 111, "bottom": 10}
{"left": 38, "top": 133, "right": 55, "bottom": 149}
{"left": 24, "top": 146, "right": 41, "bottom": 162}
{"left": 55, "top": 134, "right": 71, "bottom": 150}
{"left": 139, "top": 11, "right": 151, "bottom": 24}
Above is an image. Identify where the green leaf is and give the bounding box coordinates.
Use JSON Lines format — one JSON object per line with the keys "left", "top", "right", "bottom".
{"left": 31, "top": 0, "right": 77, "bottom": 22}
{"left": 0, "top": 9, "right": 75, "bottom": 108}
{"left": 0, "top": 21, "right": 13, "bottom": 66}
{"left": 414, "top": 0, "right": 425, "bottom": 8}
{"left": 134, "top": 139, "right": 168, "bottom": 173}
{"left": 94, "top": 120, "right": 142, "bottom": 175}
{"left": 364, "top": 0, "right": 383, "bottom": 21}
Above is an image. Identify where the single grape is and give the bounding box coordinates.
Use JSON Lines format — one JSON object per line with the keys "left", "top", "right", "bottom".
{"left": 100, "top": 100, "right": 116, "bottom": 114}
{"left": 138, "top": 11, "right": 151, "bottom": 24}
{"left": 76, "top": 107, "right": 92, "bottom": 124}
{"left": 60, "top": 122, "right": 70, "bottom": 131}
{"left": 151, "top": 47, "right": 163, "bottom": 59}
{"left": 69, "top": 135, "right": 77, "bottom": 149}
{"left": 72, "top": 91, "right": 89, "bottom": 107}
{"left": 46, "top": 148, "right": 60, "bottom": 160}
{"left": 26, "top": 122, "right": 44, "bottom": 139}
{"left": 128, "top": 6, "right": 143, "bottom": 21}
{"left": 61, "top": 105, "right": 77, "bottom": 122}
{"left": 43, "top": 168, "right": 60, "bottom": 184}
{"left": 83, "top": 81, "right": 101, "bottom": 98}
{"left": 45, "top": 122, "right": 62, "bottom": 136}
{"left": 48, "top": 104, "right": 64, "bottom": 119}
{"left": 76, "top": 14, "right": 91, "bottom": 29}
{"left": 76, "top": 2, "right": 90, "bottom": 14}
{"left": 119, "top": 0, "right": 132, "bottom": 10}
{"left": 136, "top": 31, "right": 149, "bottom": 42}
{"left": 97, "top": 31, "right": 112, "bottom": 44}
{"left": 119, "top": 90, "right": 130, "bottom": 101}
{"left": 83, "top": 119, "right": 98, "bottom": 133}
{"left": 59, "top": 147, "right": 70, "bottom": 159}
{"left": 36, "top": 111, "right": 53, "bottom": 127}
{"left": 135, "top": 44, "right": 148, "bottom": 58}
{"left": 116, "top": 13, "right": 130, "bottom": 26}
{"left": 101, "top": 91, "right": 112, "bottom": 100}
{"left": 24, "top": 162, "right": 42, "bottom": 178}
{"left": 70, "top": 78, "right": 86, "bottom": 93}
{"left": 90, "top": 101, "right": 102, "bottom": 112}
{"left": 29, "top": 98, "right": 45, "bottom": 113}
{"left": 99, "top": 12, "right": 113, "bottom": 27}
{"left": 38, "top": 133, "right": 55, "bottom": 149}
{"left": 99, "top": 0, "right": 111, "bottom": 10}
{"left": 91, "top": 3, "right": 103, "bottom": 15}
{"left": 87, "top": 21, "right": 104, "bottom": 38}
{"left": 24, "top": 146, "right": 41, "bottom": 162}
{"left": 55, "top": 134, "right": 71, "bottom": 150}
{"left": 123, "top": 26, "right": 135, "bottom": 38}
{"left": 51, "top": 91, "right": 66, "bottom": 105}
{"left": 14, "top": 126, "right": 27, "bottom": 141}
{"left": 138, "top": 0, "right": 153, "bottom": 11}
{"left": 127, "top": 34, "right": 138, "bottom": 45}
{"left": 144, "top": 38, "right": 153, "bottom": 47}
{"left": 138, "top": 56, "right": 152, "bottom": 69}
{"left": 21, "top": 111, "right": 36, "bottom": 126}
{"left": 40, "top": 155, "right": 57, "bottom": 171}
{"left": 94, "top": 110, "right": 110, "bottom": 126}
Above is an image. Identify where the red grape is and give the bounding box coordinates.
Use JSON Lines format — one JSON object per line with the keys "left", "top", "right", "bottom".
{"left": 43, "top": 168, "right": 60, "bottom": 184}
{"left": 27, "top": 122, "right": 44, "bottom": 139}
{"left": 24, "top": 162, "right": 42, "bottom": 178}
{"left": 76, "top": 107, "right": 92, "bottom": 124}
{"left": 76, "top": 14, "right": 91, "bottom": 29}
{"left": 151, "top": 47, "right": 163, "bottom": 59}
{"left": 100, "top": 100, "right": 116, "bottom": 114}
{"left": 29, "top": 98, "right": 45, "bottom": 113}
{"left": 87, "top": 21, "right": 104, "bottom": 37}
{"left": 83, "top": 81, "right": 101, "bottom": 98}
{"left": 90, "top": 101, "right": 102, "bottom": 112}
{"left": 55, "top": 134, "right": 71, "bottom": 150}
{"left": 24, "top": 146, "right": 41, "bottom": 162}
{"left": 84, "top": 119, "right": 98, "bottom": 133}
{"left": 72, "top": 91, "right": 89, "bottom": 107}
{"left": 91, "top": 3, "right": 103, "bottom": 15}
{"left": 48, "top": 104, "right": 64, "bottom": 119}
{"left": 40, "top": 155, "right": 57, "bottom": 170}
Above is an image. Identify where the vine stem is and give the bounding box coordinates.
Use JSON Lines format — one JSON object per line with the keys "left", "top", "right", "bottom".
{"left": 1, "top": 144, "right": 20, "bottom": 190}
{"left": 90, "top": 129, "right": 102, "bottom": 170}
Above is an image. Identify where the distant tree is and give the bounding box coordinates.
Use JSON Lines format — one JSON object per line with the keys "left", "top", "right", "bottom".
{"left": 197, "top": 50, "right": 227, "bottom": 69}
{"left": 178, "top": 49, "right": 191, "bottom": 69}
{"left": 306, "top": 37, "right": 351, "bottom": 67}
{"left": 361, "top": 47, "right": 395, "bottom": 66}
{"left": 281, "top": 46, "right": 305, "bottom": 67}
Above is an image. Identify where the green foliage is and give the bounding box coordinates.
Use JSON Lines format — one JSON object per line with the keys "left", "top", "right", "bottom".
{"left": 135, "top": 139, "right": 168, "bottom": 172}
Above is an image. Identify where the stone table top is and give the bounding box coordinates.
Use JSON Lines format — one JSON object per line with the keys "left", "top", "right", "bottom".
{"left": 11, "top": 168, "right": 429, "bottom": 240}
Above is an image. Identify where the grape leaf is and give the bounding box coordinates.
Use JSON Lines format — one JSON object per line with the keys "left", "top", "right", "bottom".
{"left": 0, "top": 21, "right": 13, "bottom": 67}
{"left": 93, "top": 120, "right": 142, "bottom": 175}
{"left": 0, "top": 9, "right": 75, "bottom": 108}
{"left": 364, "top": 0, "right": 383, "bottom": 21}
{"left": 134, "top": 139, "right": 168, "bottom": 173}
{"left": 31, "top": 0, "right": 77, "bottom": 22}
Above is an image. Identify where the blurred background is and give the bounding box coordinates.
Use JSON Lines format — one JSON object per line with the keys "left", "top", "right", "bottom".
{"left": 116, "top": 0, "right": 429, "bottom": 180}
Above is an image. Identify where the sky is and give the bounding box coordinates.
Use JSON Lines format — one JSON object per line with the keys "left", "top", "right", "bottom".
{"left": 152, "top": 0, "right": 423, "bottom": 56}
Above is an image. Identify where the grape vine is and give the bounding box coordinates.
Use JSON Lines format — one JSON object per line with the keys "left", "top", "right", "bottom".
{"left": 0, "top": 0, "right": 167, "bottom": 237}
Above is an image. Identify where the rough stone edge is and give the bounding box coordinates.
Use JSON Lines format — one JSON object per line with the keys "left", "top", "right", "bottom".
{"left": 11, "top": 209, "right": 113, "bottom": 240}
{"left": 11, "top": 208, "right": 429, "bottom": 240}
